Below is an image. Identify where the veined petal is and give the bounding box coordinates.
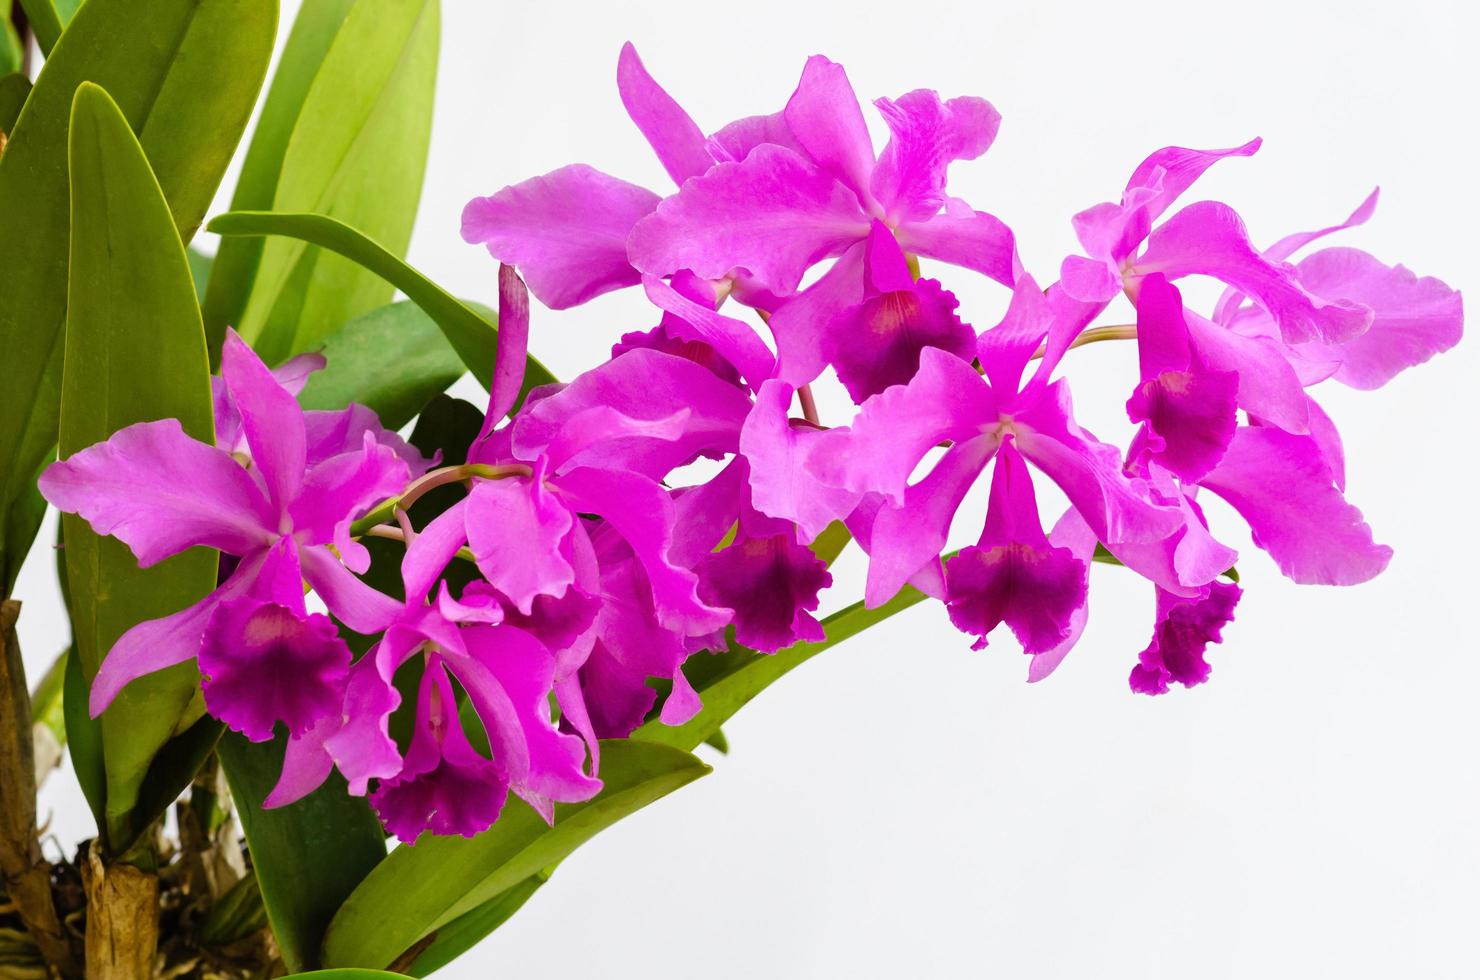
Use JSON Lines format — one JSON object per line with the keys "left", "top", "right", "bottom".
{"left": 642, "top": 275, "right": 777, "bottom": 388}
{"left": 513, "top": 349, "right": 749, "bottom": 481}
{"left": 698, "top": 528, "right": 831, "bottom": 652}
{"left": 783, "top": 55, "right": 878, "bottom": 208}
{"left": 40, "top": 418, "right": 274, "bottom": 566}
{"left": 740, "top": 381, "right": 862, "bottom": 542}
{"left": 1199, "top": 427, "right": 1391, "bottom": 585}
{"left": 810, "top": 346, "right": 995, "bottom": 504}
{"left": 557, "top": 467, "right": 730, "bottom": 635}
{"left": 1014, "top": 380, "right": 1182, "bottom": 545}
{"left": 1136, "top": 201, "right": 1373, "bottom": 345}
{"left": 370, "top": 657, "right": 510, "bottom": 842}
{"left": 456, "top": 625, "right": 602, "bottom": 814}
{"left": 871, "top": 90, "right": 1000, "bottom": 224}
{"left": 1129, "top": 582, "right": 1242, "bottom": 695}
{"left": 466, "top": 473, "right": 576, "bottom": 615}
{"left": 627, "top": 143, "right": 870, "bottom": 295}
{"left": 1185, "top": 310, "right": 1309, "bottom": 434}
{"left": 88, "top": 548, "right": 275, "bottom": 715}
{"left": 300, "top": 544, "right": 402, "bottom": 635}
{"left": 199, "top": 599, "right": 351, "bottom": 742}
{"left": 617, "top": 42, "right": 713, "bottom": 185}
{"left": 863, "top": 434, "right": 997, "bottom": 607}
{"left": 944, "top": 443, "right": 1088, "bottom": 655}
{"left": 895, "top": 208, "right": 1017, "bottom": 287}
{"left": 767, "top": 239, "right": 867, "bottom": 386}
{"left": 1128, "top": 276, "right": 1238, "bottom": 482}
{"left": 222, "top": 329, "right": 308, "bottom": 513}
{"left": 1291, "top": 248, "right": 1464, "bottom": 391}
{"left": 290, "top": 433, "right": 411, "bottom": 573}
{"left": 462, "top": 164, "right": 660, "bottom": 309}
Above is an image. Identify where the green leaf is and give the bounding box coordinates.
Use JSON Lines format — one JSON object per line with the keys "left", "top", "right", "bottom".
{"left": 201, "top": 0, "right": 353, "bottom": 361}
{"left": 0, "top": 0, "right": 275, "bottom": 600}
{"left": 15, "top": 0, "right": 60, "bottom": 56}
{"left": 27, "top": 648, "right": 66, "bottom": 746}
{"left": 217, "top": 733, "right": 388, "bottom": 975}
{"left": 0, "top": 72, "right": 29, "bottom": 136}
{"left": 399, "top": 874, "right": 547, "bottom": 977}
{"left": 298, "top": 300, "right": 469, "bottom": 430}
{"left": 322, "top": 740, "right": 710, "bottom": 970}
{"left": 62, "top": 640, "right": 104, "bottom": 831}
{"left": 60, "top": 83, "right": 220, "bottom": 852}
{"left": 224, "top": 0, "right": 441, "bottom": 367}
{"left": 634, "top": 587, "right": 929, "bottom": 754}
{"left": 0, "top": 21, "right": 20, "bottom": 77}
{"left": 209, "top": 210, "right": 558, "bottom": 396}
{"left": 280, "top": 972, "right": 412, "bottom": 979}
{"left": 186, "top": 246, "right": 213, "bottom": 304}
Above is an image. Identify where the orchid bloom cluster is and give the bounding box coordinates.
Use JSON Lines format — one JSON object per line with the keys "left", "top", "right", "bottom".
{"left": 40, "top": 46, "right": 1461, "bottom": 844}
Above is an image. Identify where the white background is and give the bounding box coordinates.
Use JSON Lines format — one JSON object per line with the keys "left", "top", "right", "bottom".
{"left": 16, "top": 0, "right": 1480, "bottom": 976}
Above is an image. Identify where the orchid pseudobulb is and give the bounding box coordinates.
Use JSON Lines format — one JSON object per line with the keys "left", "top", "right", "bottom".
{"left": 42, "top": 44, "right": 1462, "bottom": 846}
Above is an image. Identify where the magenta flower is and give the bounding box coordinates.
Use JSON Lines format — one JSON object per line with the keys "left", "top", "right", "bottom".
{"left": 460, "top": 43, "right": 766, "bottom": 310}
{"left": 810, "top": 276, "right": 1182, "bottom": 630}
{"left": 1125, "top": 274, "right": 1240, "bottom": 483}
{"left": 1210, "top": 189, "right": 1463, "bottom": 392}
{"left": 1128, "top": 582, "right": 1242, "bottom": 695}
{"left": 671, "top": 459, "right": 832, "bottom": 653}
{"left": 40, "top": 330, "right": 410, "bottom": 734}
{"left": 629, "top": 55, "right": 1016, "bottom": 384}
{"left": 1061, "top": 140, "right": 1374, "bottom": 345}
{"left": 267, "top": 501, "right": 602, "bottom": 835}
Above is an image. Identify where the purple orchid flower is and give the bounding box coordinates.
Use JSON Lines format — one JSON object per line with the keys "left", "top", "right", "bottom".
{"left": 1060, "top": 140, "right": 1375, "bottom": 346}
{"left": 1209, "top": 188, "right": 1463, "bottom": 395}
{"left": 629, "top": 55, "right": 1016, "bottom": 386}
{"left": 39, "top": 330, "right": 411, "bottom": 738}
{"left": 1128, "top": 582, "right": 1243, "bottom": 696}
{"left": 460, "top": 43, "right": 781, "bottom": 311}
{"left": 807, "top": 275, "right": 1183, "bottom": 655}
{"left": 264, "top": 500, "right": 602, "bottom": 837}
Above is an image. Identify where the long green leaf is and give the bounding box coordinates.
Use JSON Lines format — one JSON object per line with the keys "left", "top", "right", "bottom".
{"left": 15, "top": 0, "right": 60, "bottom": 55}
{"left": 634, "top": 587, "right": 928, "bottom": 754}
{"left": 209, "top": 210, "right": 558, "bottom": 393}
{"left": 202, "top": 0, "right": 358, "bottom": 360}
{"left": 1, "top": 15, "right": 21, "bottom": 75}
{"left": 0, "top": 72, "right": 29, "bottom": 135}
{"left": 322, "top": 740, "right": 710, "bottom": 970}
{"left": 298, "top": 300, "right": 468, "bottom": 430}
{"left": 281, "top": 972, "right": 412, "bottom": 979}
{"left": 230, "top": 0, "right": 441, "bottom": 366}
{"left": 61, "top": 645, "right": 104, "bottom": 830}
{"left": 218, "top": 733, "right": 389, "bottom": 975}
{"left": 0, "top": 0, "right": 275, "bottom": 598}
{"left": 400, "top": 874, "right": 546, "bottom": 977}
{"left": 60, "top": 83, "right": 220, "bottom": 852}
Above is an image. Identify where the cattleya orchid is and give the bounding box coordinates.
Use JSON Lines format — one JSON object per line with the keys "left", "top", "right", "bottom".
{"left": 40, "top": 43, "right": 1463, "bottom": 853}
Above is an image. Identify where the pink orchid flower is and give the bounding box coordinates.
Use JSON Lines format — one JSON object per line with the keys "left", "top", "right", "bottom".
{"left": 39, "top": 330, "right": 410, "bottom": 736}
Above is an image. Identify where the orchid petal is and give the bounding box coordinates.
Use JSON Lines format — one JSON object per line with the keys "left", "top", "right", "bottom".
{"left": 40, "top": 419, "right": 274, "bottom": 566}
{"left": 627, "top": 143, "right": 870, "bottom": 295}
{"left": 616, "top": 42, "right": 713, "bottom": 185}
{"left": 871, "top": 90, "right": 1000, "bottom": 224}
{"left": 462, "top": 164, "right": 660, "bottom": 309}
{"left": 1200, "top": 427, "right": 1391, "bottom": 585}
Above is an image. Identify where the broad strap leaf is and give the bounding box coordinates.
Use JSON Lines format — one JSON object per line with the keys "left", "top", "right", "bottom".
{"left": 59, "top": 83, "right": 220, "bottom": 852}
{"left": 321, "top": 740, "right": 709, "bottom": 970}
